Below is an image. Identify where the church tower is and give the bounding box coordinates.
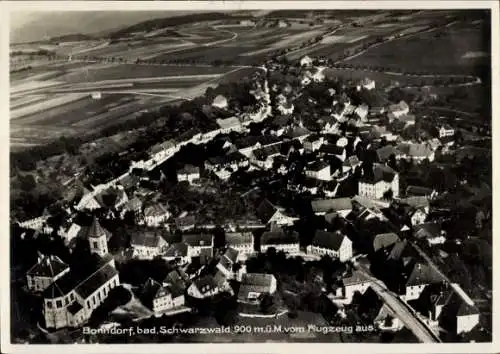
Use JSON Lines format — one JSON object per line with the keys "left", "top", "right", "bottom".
{"left": 88, "top": 216, "right": 109, "bottom": 257}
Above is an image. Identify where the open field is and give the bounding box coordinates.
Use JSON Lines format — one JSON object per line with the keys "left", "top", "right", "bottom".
{"left": 11, "top": 93, "right": 88, "bottom": 119}
{"left": 345, "top": 21, "right": 490, "bottom": 74}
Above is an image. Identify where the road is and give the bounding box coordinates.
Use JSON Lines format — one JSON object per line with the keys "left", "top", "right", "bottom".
{"left": 352, "top": 258, "right": 441, "bottom": 343}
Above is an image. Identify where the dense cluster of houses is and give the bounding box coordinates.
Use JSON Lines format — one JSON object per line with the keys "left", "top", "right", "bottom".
{"left": 17, "top": 55, "right": 478, "bottom": 340}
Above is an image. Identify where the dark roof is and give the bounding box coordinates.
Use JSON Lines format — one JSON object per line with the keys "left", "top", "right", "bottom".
{"left": 87, "top": 217, "right": 111, "bottom": 240}
{"left": 343, "top": 155, "right": 360, "bottom": 167}
{"left": 319, "top": 144, "right": 344, "bottom": 155}
{"left": 376, "top": 145, "right": 397, "bottom": 161}
{"left": 305, "top": 160, "right": 330, "bottom": 172}
{"left": 406, "top": 263, "right": 443, "bottom": 287}
{"left": 388, "top": 240, "right": 414, "bottom": 262}
{"left": 413, "top": 223, "right": 442, "bottom": 240}
{"left": 253, "top": 143, "right": 282, "bottom": 161}
{"left": 27, "top": 254, "right": 69, "bottom": 277}
{"left": 164, "top": 242, "right": 189, "bottom": 257}
{"left": 406, "top": 185, "right": 434, "bottom": 197}
{"left": 342, "top": 270, "right": 368, "bottom": 286}
{"left": 304, "top": 134, "right": 323, "bottom": 143}
{"left": 67, "top": 301, "right": 83, "bottom": 315}
{"left": 312, "top": 230, "right": 348, "bottom": 251}
{"left": 311, "top": 198, "right": 352, "bottom": 214}
{"left": 43, "top": 272, "right": 78, "bottom": 299}
{"left": 164, "top": 268, "right": 190, "bottom": 289}
{"left": 193, "top": 275, "right": 219, "bottom": 294}
{"left": 261, "top": 229, "right": 299, "bottom": 245}
{"left": 225, "top": 232, "right": 253, "bottom": 245}
{"left": 130, "top": 229, "right": 172, "bottom": 248}
{"left": 241, "top": 273, "right": 275, "bottom": 288}
{"left": 178, "top": 164, "right": 200, "bottom": 175}
{"left": 207, "top": 151, "right": 247, "bottom": 166}
{"left": 224, "top": 247, "right": 240, "bottom": 263}
{"left": 284, "top": 126, "right": 311, "bottom": 139}
{"left": 256, "top": 199, "right": 278, "bottom": 223}
{"left": 373, "top": 233, "right": 400, "bottom": 252}
{"left": 74, "top": 264, "right": 118, "bottom": 300}
{"left": 360, "top": 163, "right": 397, "bottom": 184}
{"left": 175, "top": 215, "right": 196, "bottom": 228}
{"left": 182, "top": 233, "right": 213, "bottom": 247}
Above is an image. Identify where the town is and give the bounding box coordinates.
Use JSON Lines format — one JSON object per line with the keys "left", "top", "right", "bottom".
{"left": 9, "top": 10, "right": 492, "bottom": 345}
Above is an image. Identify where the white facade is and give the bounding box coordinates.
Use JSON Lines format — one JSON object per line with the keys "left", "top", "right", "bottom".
{"left": 359, "top": 174, "right": 399, "bottom": 199}
{"left": 306, "top": 237, "right": 352, "bottom": 262}
{"left": 305, "top": 165, "right": 331, "bottom": 181}
{"left": 410, "top": 209, "right": 427, "bottom": 225}
{"left": 303, "top": 137, "right": 324, "bottom": 152}
{"left": 267, "top": 210, "right": 298, "bottom": 226}
{"left": 260, "top": 243, "right": 300, "bottom": 254}
{"left": 403, "top": 284, "right": 428, "bottom": 301}
{"left": 300, "top": 55, "right": 313, "bottom": 67}
{"left": 439, "top": 126, "right": 455, "bottom": 138}
{"left": 178, "top": 171, "right": 200, "bottom": 184}
{"left": 343, "top": 281, "right": 371, "bottom": 301}
{"left": 457, "top": 313, "right": 480, "bottom": 334}
{"left": 152, "top": 293, "right": 185, "bottom": 313}
{"left": 187, "top": 283, "right": 220, "bottom": 299}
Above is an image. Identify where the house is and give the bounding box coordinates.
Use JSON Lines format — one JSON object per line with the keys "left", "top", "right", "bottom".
{"left": 439, "top": 124, "right": 455, "bottom": 138}
{"left": 340, "top": 270, "right": 372, "bottom": 301}
{"left": 300, "top": 55, "right": 313, "bottom": 67}
{"left": 400, "top": 196, "right": 430, "bottom": 214}
{"left": 177, "top": 165, "right": 200, "bottom": 184}
{"left": 354, "top": 104, "right": 369, "bottom": 121}
{"left": 317, "top": 116, "right": 340, "bottom": 134}
{"left": 260, "top": 228, "right": 300, "bottom": 254}
{"left": 401, "top": 262, "right": 444, "bottom": 301}
{"left": 319, "top": 144, "right": 346, "bottom": 161}
{"left": 342, "top": 155, "right": 361, "bottom": 175}
{"left": 235, "top": 135, "right": 282, "bottom": 157}
{"left": 187, "top": 274, "right": 226, "bottom": 299}
{"left": 311, "top": 198, "right": 352, "bottom": 217}
{"left": 43, "top": 260, "right": 119, "bottom": 329}
{"left": 269, "top": 115, "right": 293, "bottom": 136}
{"left": 304, "top": 161, "right": 331, "bottom": 181}
{"left": 139, "top": 278, "right": 185, "bottom": 313}
{"left": 303, "top": 135, "right": 325, "bottom": 152}
{"left": 374, "top": 303, "right": 404, "bottom": 331}
{"left": 212, "top": 95, "right": 228, "bottom": 109}
{"left": 256, "top": 199, "right": 298, "bottom": 226}
{"left": 397, "top": 143, "right": 435, "bottom": 162}
{"left": 174, "top": 214, "right": 196, "bottom": 231}
{"left": 216, "top": 247, "right": 241, "bottom": 279}
{"left": 405, "top": 185, "right": 438, "bottom": 199}
{"left": 358, "top": 163, "right": 399, "bottom": 199}
{"left": 129, "top": 229, "right": 170, "bottom": 260}
{"left": 143, "top": 203, "right": 171, "bottom": 227}
{"left": 149, "top": 139, "right": 179, "bottom": 162}
{"left": 182, "top": 234, "right": 214, "bottom": 259}
{"left": 251, "top": 143, "right": 282, "bottom": 170}
{"left": 413, "top": 223, "right": 446, "bottom": 245}
{"left": 205, "top": 151, "right": 249, "bottom": 172}
{"left": 17, "top": 208, "right": 51, "bottom": 231}
{"left": 164, "top": 268, "right": 190, "bottom": 291}
{"left": 413, "top": 282, "right": 479, "bottom": 335}
{"left": 307, "top": 230, "right": 353, "bottom": 262}
{"left": 395, "top": 114, "right": 416, "bottom": 127}
{"left": 376, "top": 145, "right": 397, "bottom": 163}
{"left": 26, "top": 253, "right": 70, "bottom": 292}
{"left": 373, "top": 233, "right": 400, "bottom": 253}
{"left": 121, "top": 196, "right": 143, "bottom": 220}
{"left": 357, "top": 77, "right": 375, "bottom": 91}
{"left": 216, "top": 117, "right": 244, "bottom": 134}
{"left": 237, "top": 273, "right": 277, "bottom": 304}
{"left": 283, "top": 126, "right": 311, "bottom": 142}
{"left": 225, "top": 232, "right": 254, "bottom": 258}
{"left": 407, "top": 207, "right": 428, "bottom": 226}
{"left": 387, "top": 100, "right": 409, "bottom": 118}
{"left": 163, "top": 242, "right": 190, "bottom": 265}
{"left": 75, "top": 188, "right": 103, "bottom": 211}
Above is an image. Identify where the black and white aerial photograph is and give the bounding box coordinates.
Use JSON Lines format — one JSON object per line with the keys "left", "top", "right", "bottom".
{"left": 4, "top": 1, "right": 497, "bottom": 351}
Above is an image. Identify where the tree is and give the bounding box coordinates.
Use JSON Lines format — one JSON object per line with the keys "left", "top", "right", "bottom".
{"left": 259, "top": 294, "right": 275, "bottom": 314}
{"left": 20, "top": 174, "right": 36, "bottom": 192}
{"left": 383, "top": 188, "right": 394, "bottom": 200}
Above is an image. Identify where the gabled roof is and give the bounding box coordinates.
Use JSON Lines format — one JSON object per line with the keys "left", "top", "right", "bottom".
{"left": 130, "top": 229, "right": 172, "bottom": 248}
{"left": 388, "top": 100, "right": 409, "bottom": 113}
{"left": 241, "top": 273, "right": 276, "bottom": 288}
{"left": 193, "top": 275, "right": 219, "bottom": 294}
{"left": 319, "top": 144, "right": 344, "bottom": 155}
{"left": 400, "top": 196, "right": 430, "bottom": 210}
{"left": 413, "top": 222, "right": 442, "bottom": 240}
{"left": 164, "top": 268, "right": 190, "bottom": 289}
{"left": 182, "top": 233, "right": 213, "bottom": 247}
{"left": 74, "top": 263, "right": 118, "bottom": 300}
{"left": 27, "top": 254, "right": 69, "bottom": 278}
{"left": 43, "top": 271, "right": 77, "bottom": 299}
{"left": 178, "top": 164, "right": 200, "bottom": 175}
{"left": 373, "top": 232, "right": 400, "bottom": 252}
{"left": 311, "top": 198, "right": 352, "bottom": 214}
{"left": 376, "top": 145, "right": 397, "bottom": 161}
{"left": 405, "top": 185, "right": 434, "bottom": 197}
{"left": 305, "top": 160, "right": 330, "bottom": 172}
{"left": 253, "top": 143, "right": 282, "bottom": 161}
{"left": 144, "top": 203, "right": 170, "bottom": 217}
{"left": 261, "top": 229, "right": 299, "bottom": 245}
{"left": 397, "top": 143, "right": 433, "bottom": 158}
{"left": 343, "top": 155, "right": 360, "bottom": 167}
{"left": 406, "top": 263, "right": 443, "bottom": 287}
{"left": 360, "top": 163, "right": 397, "bottom": 184}
{"left": 216, "top": 117, "right": 241, "bottom": 129}
{"left": 284, "top": 126, "right": 311, "bottom": 139}
{"left": 312, "top": 230, "right": 348, "bottom": 251}
{"left": 164, "top": 242, "right": 189, "bottom": 258}
{"left": 256, "top": 199, "right": 279, "bottom": 223}
{"left": 223, "top": 247, "right": 240, "bottom": 264}
{"left": 225, "top": 232, "right": 253, "bottom": 245}
{"left": 342, "top": 270, "right": 369, "bottom": 286}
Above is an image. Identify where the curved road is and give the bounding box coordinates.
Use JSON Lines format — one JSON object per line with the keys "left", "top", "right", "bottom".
{"left": 353, "top": 258, "right": 441, "bottom": 343}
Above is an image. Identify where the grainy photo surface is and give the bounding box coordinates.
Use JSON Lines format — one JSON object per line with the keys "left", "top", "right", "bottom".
{"left": 7, "top": 5, "right": 493, "bottom": 347}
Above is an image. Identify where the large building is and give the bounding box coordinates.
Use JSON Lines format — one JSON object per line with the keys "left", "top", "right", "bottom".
{"left": 225, "top": 232, "right": 254, "bottom": 258}
{"left": 139, "top": 278, "right": 185, "bottom": 313}
{"left": 26, "top": 254, "right": 70, "bottom": 292}
{"left": 237, "top": 273, "right": 277, "bottom": 304}
{"left": 358, "top": 163, "right": 399, "bottom": 199}
{"left": 307, "top": 230, "right": 353, "bottom": 262}
{"left": 43, "top": 257, "right": 120, "bottom": 329}
{"left": 260, "top": 228, "right": 300, "bottom": 254}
